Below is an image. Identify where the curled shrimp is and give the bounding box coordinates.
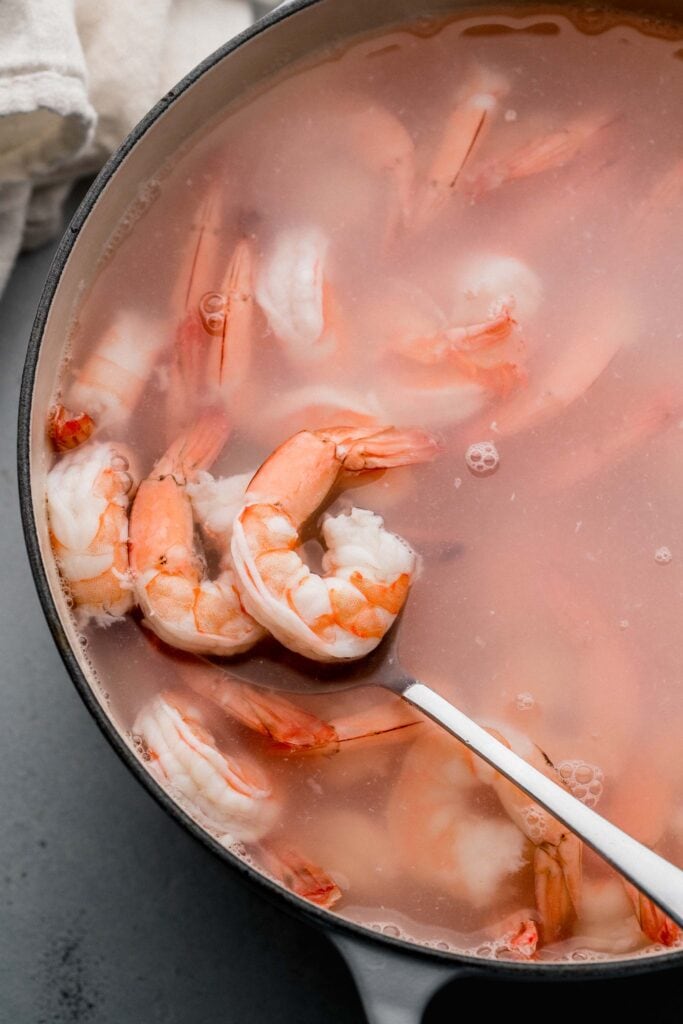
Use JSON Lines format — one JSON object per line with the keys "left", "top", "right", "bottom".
{"left": 129, "top": 411, "right": 265, "bottom": 655}
{"left": 134, "top": 690, "right": 278, "bottom": 843}
{"left": 47, "top": 441, "right": 138, "bottom": 624}
{"left": 231, "top": 424, "right": 440, "bottom": 661}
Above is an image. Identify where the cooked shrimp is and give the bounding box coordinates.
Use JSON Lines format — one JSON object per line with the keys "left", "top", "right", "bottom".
{"left": 66, "top": 311, "right": 165, "bottom": 430}
{"left": 574, "top": 877, "right": 644, "bottom": 954}
{"left": 183, "top": 661, "right": 420, "bottom": 751}
{"left": 167, "top": 188, "right": 255, "bottom": 434}
{"left": 129, "top": 411, "right": 265, "bottom": 655}
{"left": 46, "top": 441, "right": 138, "bottom": 624}
{"left": 393, "top": 307, "right": 525, "bottom": 398}
{"left": 369, "top": 281, "right": 484, "bottom": 427}
{"left": 231, "top": 425, "right": 439, "bottom": 661}
{"left": 387, "top": 727, "right": 531, "bottom": 911}
{"left": 599, "top": 741, "right": 681, "bottom": 947}
{"left": 388, "top": 723, "right": 584, "bottom": 945}
{"left": 48, "top": 404, "right": 95, "bottom": 452}
{"left": 255, "top": 226, "right": 342, "bottom": 365}
{"left": 486, "top": 288, "right": 636, "bottom": 437}
{"left": 468, "top": 112, "right": 613, "bottom": 198}
{"left": 473, "top": 726, "right": 583, "bottom": 944}
{"left": 379, "top": 258, "right": 536, "bottom": 424}
{"left": 259, "top": 845, "right": 342, "bottom": 909}
{"left": 411, "top": 67, "right": 509, "bottom": 230}
{"left": 134, "top": 691, "right": 278, "bottom": 843}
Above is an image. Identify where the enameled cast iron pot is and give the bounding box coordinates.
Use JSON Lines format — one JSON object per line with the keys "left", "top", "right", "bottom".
{"left": 17, "top": 1, "right": 683, "bottom": 1019}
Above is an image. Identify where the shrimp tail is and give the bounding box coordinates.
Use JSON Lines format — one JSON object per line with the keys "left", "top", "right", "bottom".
{"left": 155, "top": 408, "right": 231, "bottom": 481}
{"left": 192, "top": 670, "right": 339, "bottom": 751}
{"left": 534, "top": 833, "right": 582, "bottom": 943}
{"left": 49, "top": 404, "right": 96, "bottom": 451}
{"left": 625, "top": 883, "right": 681, "bottom": 946}
{"left": 504, "top": 918, "right": 539, "bottom": 959}
{"left": 262, "top": 846, "right": 342, "bottom": 909}
{"left": 332, "top": 425, "right": 442, "bottom": 471}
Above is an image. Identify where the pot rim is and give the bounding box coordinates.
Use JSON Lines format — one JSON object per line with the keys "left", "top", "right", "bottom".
{"left": 16, "top": 0, "right": 683, "bottom": 979}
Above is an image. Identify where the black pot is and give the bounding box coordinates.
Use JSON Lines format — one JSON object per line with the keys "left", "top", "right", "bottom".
{"left": 17, "top": 2, "right": 683, "bottom": 1020}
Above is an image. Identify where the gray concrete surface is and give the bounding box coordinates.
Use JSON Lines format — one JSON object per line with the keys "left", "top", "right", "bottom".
{"left": 1, "top": 185, "right": 681, "bottom": 1023}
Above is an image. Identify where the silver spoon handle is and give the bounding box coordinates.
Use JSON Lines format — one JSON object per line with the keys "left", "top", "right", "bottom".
{"left": 402, "top": 680, "right": 683, "bottom": 928}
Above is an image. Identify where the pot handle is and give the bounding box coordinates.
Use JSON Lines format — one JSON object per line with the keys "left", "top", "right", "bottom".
{"left": 330, "top": 932, "right": 471, "bottom": 1024}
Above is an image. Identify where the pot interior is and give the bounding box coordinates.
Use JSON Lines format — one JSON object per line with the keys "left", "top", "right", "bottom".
{"left": 23, "top": 0, "right": 683, "bottom": 973}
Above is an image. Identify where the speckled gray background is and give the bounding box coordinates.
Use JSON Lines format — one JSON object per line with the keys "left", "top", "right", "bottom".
{"left": 2, "top": 185, "right": 681, "bottom": 1024}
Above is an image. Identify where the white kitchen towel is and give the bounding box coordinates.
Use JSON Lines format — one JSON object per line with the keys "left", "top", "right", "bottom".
{"left": 0, "top": 0, "right": 259, "bottom": 296}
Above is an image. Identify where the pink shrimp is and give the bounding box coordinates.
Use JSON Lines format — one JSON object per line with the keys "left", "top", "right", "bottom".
{"left": 48, "top": 404, "right": 96, "bottom": 452}
{"left": 66, "top": 312, "right": 166, "bottom": 432}
{"left": 231, "top": 424, "right": 440, "bottom": 662}
{"left": 134, "top": 690, "right": 278, "bottom": 843}
{"left": 47, "top": 441, "right": 138, "bottom": 624}
{"left": 129, "top": 411, "right": 265, "bottom": 655}
{"left": 410, "top": 67, "right": 509, "bottom": 230}
{"left": 387, "top": 724, "right": 582, "bottom": 946}
{"left": 167, "top": 188, "right": 255, "bottom": 434}
{"left": 468, "top": 112, "right": 613, "bottom": 198}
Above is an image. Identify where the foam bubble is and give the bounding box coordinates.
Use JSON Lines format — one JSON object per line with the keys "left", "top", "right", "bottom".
{"left": 200, "top": 291, "right": 227, "bottom": 335}
{"left": 515, "top": 692, "right": 535, "bottom": 712}
{"left": 557, "top": 759, "right": 604, "bottom": 807}
{"left": 654, "top": 546, "right": 672, "bottom": 565}
{"left": 465, "top": 441, "right": 500, "bottom": 476}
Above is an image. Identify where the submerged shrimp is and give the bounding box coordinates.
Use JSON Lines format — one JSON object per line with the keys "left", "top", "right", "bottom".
{"left": 388, "top": 725, "right": 582, "bottom": 947}
{"left": 231, "top": 425, "right": 440, "bottom": 661}
{"left": 255, "top": 226, "right": 342, "bottom": 365}
{"left": 129, "top": 411, "right": 265, "bottom": 655}
{"left": 485, "top": 288, "right": 636, "bottom": 437}
{"left": 47, "top": 441, "right": 138, "bottom": 624}
{"left": 66, "top": 312, "right": 165, "bottom": 430}
{"left": 259, "top": 844, "right": 342, "bottom": 909}
{"left": 184, "top": 660, "right": 420, "bottom": 752}
{"left": 411, "top": 67, "right": 509, "bottom": 230}
{"left": 387, "top": 728, "right": 531, "bottom": 910}
{"left": 467, "top": 112, "right": 613, "bottom": 198}
{"left": 377, "top": 256, "right": 539, "bottom": 427}
{"left": 167, "top": 188, "right": 255, "bottom": 433}
{"left": 474, "top": 727, "right": 583, "bottom": 944}
{"left": 134, "top": 691, "right": 278, "bottom": 843}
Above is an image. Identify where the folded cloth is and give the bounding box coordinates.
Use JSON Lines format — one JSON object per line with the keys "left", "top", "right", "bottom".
{"left": 0, "top": 0, "right": 260, "bottom": 295}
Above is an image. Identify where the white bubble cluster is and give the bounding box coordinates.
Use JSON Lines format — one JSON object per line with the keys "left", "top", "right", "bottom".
{"left": 515, "top": 692, "right": 535, "bottom": 712}
{"left": 557, "top": 760, "right": 605, "bottom": 808}
{"left": 521, "top": 806, "right": 548, "bottom": 843}
{"left": 465, "top": 440, "right": 500, "bottom": 476}
{"left": 654, "top": 546, "right": 672, "bottom": 565}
